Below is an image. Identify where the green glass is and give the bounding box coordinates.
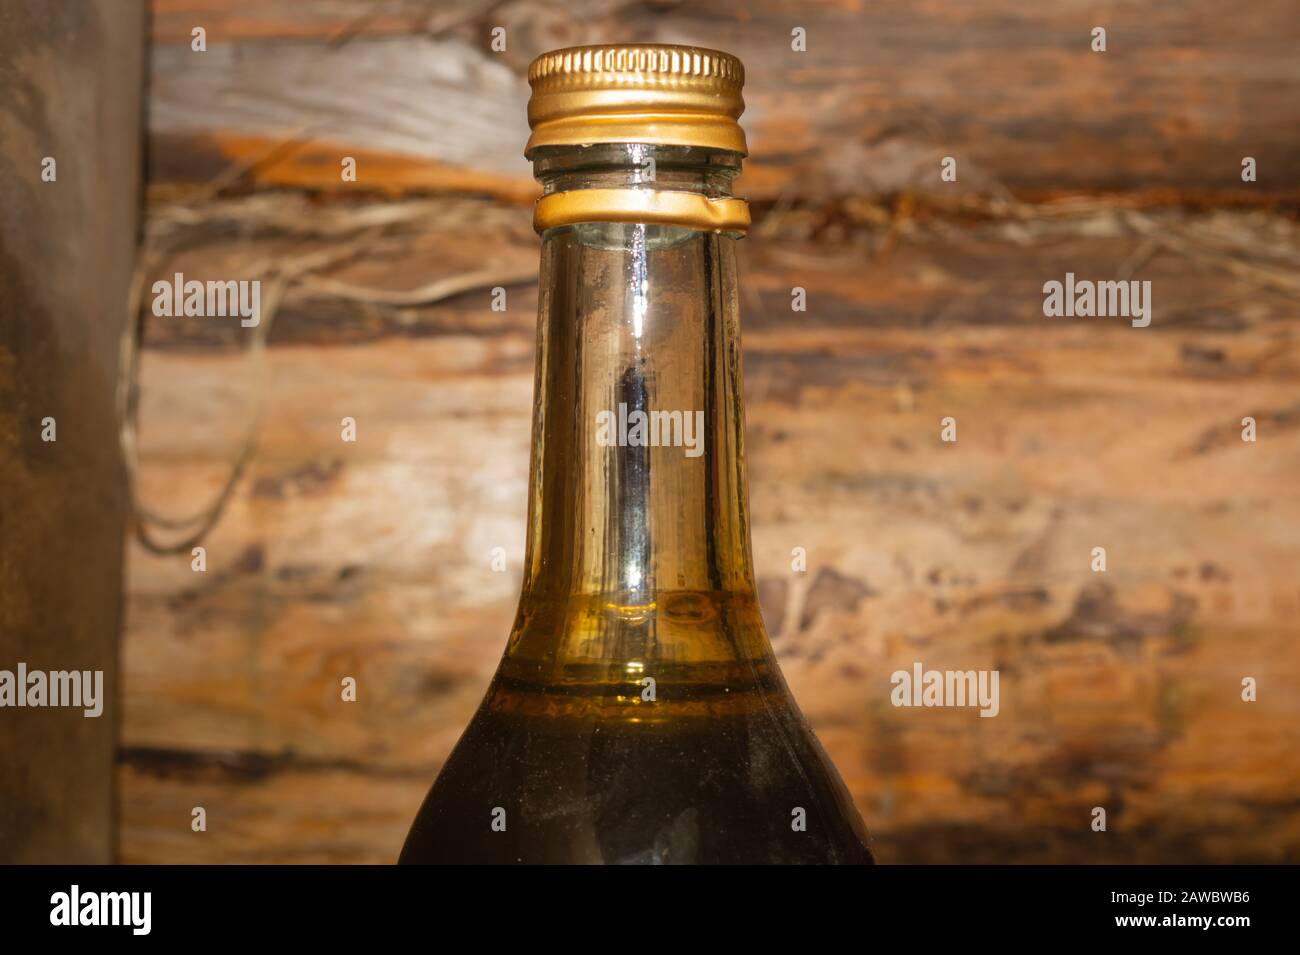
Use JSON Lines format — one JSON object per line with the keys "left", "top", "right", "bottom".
{"left": 399, "top": 145, "right": 873, "bottom": 864}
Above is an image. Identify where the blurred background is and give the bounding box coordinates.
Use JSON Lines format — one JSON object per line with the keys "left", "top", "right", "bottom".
{"left": 3, "top": 0, "right": 1299, "bottom": 863}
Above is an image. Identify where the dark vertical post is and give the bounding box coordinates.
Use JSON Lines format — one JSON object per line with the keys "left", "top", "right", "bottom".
{"left": 0, "top": 0, "right": 145, "bottom": 863}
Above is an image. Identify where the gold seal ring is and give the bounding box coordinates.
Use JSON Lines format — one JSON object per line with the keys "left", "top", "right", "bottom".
{"left": 533, "top": 189, "right": 750, "bottom": 235}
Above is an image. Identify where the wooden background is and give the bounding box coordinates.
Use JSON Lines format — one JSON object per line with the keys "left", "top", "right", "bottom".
{"left": 119, "top": 0, "right": 1300, "bottom": 862}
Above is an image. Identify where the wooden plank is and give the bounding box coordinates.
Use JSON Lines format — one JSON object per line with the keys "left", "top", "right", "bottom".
{"left": 119, "top": 196, "right": 1300, "bottom": 862}
{"left": 150, "top": 0, "right": 450, "bottom": 44}
{"left": 0, "top": 1, "right": 145, "bottom": 863}
{"left": 144, "top": 0, "right": 1300, "bottom": 200}
{"left": 118, "top": 763, "right": 421, "bottom": 863}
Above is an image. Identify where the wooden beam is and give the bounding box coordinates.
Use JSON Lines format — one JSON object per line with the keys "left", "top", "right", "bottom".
{"left": 0, "top": 0, "right": 145, "bottom": 864}
{"left": 145, "top": 0, "right": 1300, "bottom": 200}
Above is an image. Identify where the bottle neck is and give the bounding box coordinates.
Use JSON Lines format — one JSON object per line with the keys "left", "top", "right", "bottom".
{"left": 505, "top": 145, "right": 766, "bottom": 677}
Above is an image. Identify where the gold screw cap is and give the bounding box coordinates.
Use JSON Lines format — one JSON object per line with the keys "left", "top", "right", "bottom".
{"left": 525, "top": 43, "right": 747, "bottom": 158}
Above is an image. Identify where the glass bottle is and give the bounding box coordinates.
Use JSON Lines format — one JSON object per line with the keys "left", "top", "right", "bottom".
{"left": 400, "top": 44, "right": 873, "bottom": 864}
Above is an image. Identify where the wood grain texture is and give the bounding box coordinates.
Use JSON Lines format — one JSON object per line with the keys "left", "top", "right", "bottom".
{"left": 145, "top": 0, "right": 1300, "bottom": 202}
{"left": 118, "top": 193, "right": 1300, "bottom": 862}
{"left": 0, "top": 0, "right": 145, "bottom": 863}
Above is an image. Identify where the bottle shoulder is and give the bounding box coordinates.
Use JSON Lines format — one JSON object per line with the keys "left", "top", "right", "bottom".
{"left": 399, "top": 677, "right": 873, "bottom": 865}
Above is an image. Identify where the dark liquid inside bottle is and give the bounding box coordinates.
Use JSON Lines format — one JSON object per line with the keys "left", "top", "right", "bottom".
{"left": 401, "top": 594, "right": 873, "bottom": 864}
